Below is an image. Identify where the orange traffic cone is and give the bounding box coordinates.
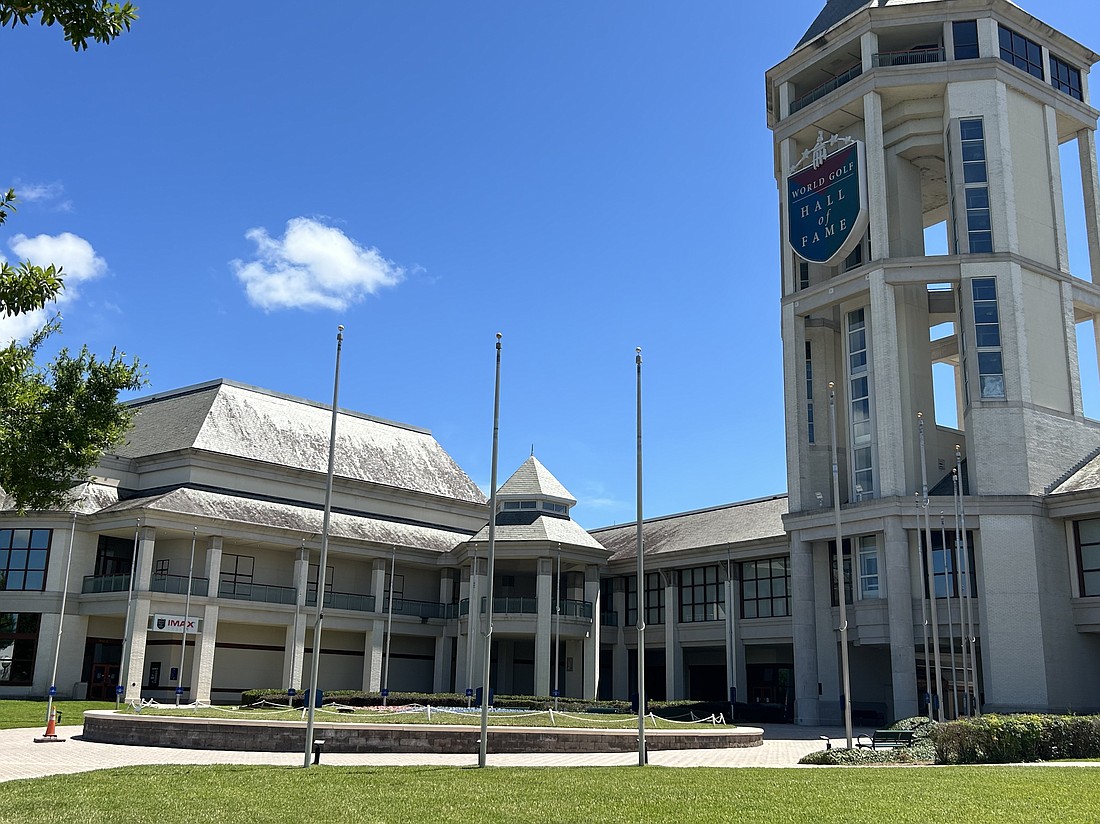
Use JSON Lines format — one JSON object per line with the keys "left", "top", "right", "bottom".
{"left": 33, "top": 706, "right": 66, "bottom": 744}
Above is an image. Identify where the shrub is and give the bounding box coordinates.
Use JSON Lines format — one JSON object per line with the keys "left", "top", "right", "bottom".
{"left": 798, "top": 716, "right": 937, "bottom": 766}
{"left": 932, "top": 714, "right": 1100, "bottom": 764}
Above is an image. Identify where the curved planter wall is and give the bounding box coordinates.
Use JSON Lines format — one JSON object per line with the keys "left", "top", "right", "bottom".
{"left": 82, "top": 711, "right": 764, "bottom": 754}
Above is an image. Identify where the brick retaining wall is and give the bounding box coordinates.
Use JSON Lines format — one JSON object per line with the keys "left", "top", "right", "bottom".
{"left": 82, "top": 711, "right": 763, "bottom": 754}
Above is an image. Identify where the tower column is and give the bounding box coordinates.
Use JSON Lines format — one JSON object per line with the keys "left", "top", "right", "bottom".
{"left": 883, "top": 520, "right": 918, "bottom": 720}
{"left": 863, "top": 91, "right": 890, "bottom": 260}
{"left": 534, "top": 557, "right": 553, "bottom": 696}
{"left": 791, "top": 533, "right": 819, "bottom": 725}
{"left": 1079, "top": 128, "right": 1100, "bottom": 284}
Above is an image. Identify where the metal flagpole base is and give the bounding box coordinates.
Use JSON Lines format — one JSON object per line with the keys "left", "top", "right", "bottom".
{"left": 33, "top": 735, "right": 67, "bottom": 743}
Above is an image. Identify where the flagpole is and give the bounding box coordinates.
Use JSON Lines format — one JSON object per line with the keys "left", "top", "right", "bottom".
{"left": 478, "top": 333, "right": 503, "bottom": 768}
{"left": 41, "top": 482, "right": 89, "bottom": 736}
{"left": 465, "top": 541, "right": 477, "bottom": 697}
{"left": 956, "top": 445, "right": 980, "bottom": 716}
{"left": 914, "top": 495, "right": 932, "bottom": 721}
{"left": 952, "top": 469, "right": 971, "bottom": 717}
{"left": 635, "top": 348, "right": 647, "bottom": 766}
{"left": 176, "top": 527, "right": 197, "bottom": 707}
{"left": 303, "top": 324, "right": 344, "bottom": 768}
{"left": 918, "top": 413, "right": 945, "bottom": 722}
{"left": 553, "top": 542, "right": 562, "bottom": 709}
{"left": 940, "top": 512, "right": 960, "bottom": 719}
{"left": 827, "top": 383, "right": 853, "bottom": 748}
{"left": 382, "top": 546, "right": 396, "bottom": 706}
{"left": 117, "top": 518, "right": 142, "bottom": 709}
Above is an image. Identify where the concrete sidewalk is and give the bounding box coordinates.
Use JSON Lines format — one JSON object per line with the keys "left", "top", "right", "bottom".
{"left": 0, "top": 723, "right": 859, "bottom": 782}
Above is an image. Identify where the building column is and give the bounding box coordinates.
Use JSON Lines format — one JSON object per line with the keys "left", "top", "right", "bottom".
{"left": 193, "top": 535, "right": 222, "bottom": 703}
{"left": 363, "top": 619, "right": 384, "bottom": 692}
{"left": 883, "top": 520, "right": 918, "bottom": 720}
{"left": 192, "top": 604, "right": 219, "bottom": 704}
{"left": 791, "top": 533, "right": 820, "bottom": 725}
{"left": 863, "top": 90, "right": 891, "bottom": 261}
{"left": 467, "top": 556, "right": 488, "bottom": 694}
{"left": 534, "top": 558, "right": 553, "bottom": 696}
{"left": 612, "top": 577, "right": 628, "bottom": 700}
{"left": 663, "top": 572, "right": 682, "bottom": 700}
{"left": 455, "top": 565, "right": 471, "bottom": 692}
{"left": 122, "top": 525, "right": 156, "bottom": 701}
{"left": 283, "top": 544, "right": 308, "bottom": 690}
{"left": 1079, "top": 128, "right": 1100, "bottom": 284}
{"left": 582, "top": 564, "right": 600, "bottom": 700}
{"left": 434, "top": 570, "right": 455, "bottom": 693}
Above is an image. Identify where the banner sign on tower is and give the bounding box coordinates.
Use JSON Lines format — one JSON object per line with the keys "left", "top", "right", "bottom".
{"left": 786, "top": 133, "right": 869, "bottom": 265}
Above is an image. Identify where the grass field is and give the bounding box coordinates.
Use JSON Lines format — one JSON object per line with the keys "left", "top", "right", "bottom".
{"left": 0, "top": 700, "right": 117, "bottom": 730}
{"left": 1, "top": 764, "right": 1097, "bottom": 824}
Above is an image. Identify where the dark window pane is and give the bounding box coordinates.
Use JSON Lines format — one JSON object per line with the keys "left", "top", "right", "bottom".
{"left": 975, "top": 326, "right": 1001, "bottom": 348}
{"left": 963, "top": 163, "right": 987, "bottom": 184}
{"left": 965, "top": 188, "right": 989, "bottom": 209}
{"left": 959, "top": 119, "right": 984, "bottom": 141}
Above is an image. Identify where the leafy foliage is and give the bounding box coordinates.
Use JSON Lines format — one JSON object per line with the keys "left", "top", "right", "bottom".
{"left": 932, "top": 713, "right": 1100, "bottom": 764}
{"left": 799, "top": 716, "right": 937, "bottom": 766}
{"left": 0, "top": 1, "right": 137, "bottom": 50}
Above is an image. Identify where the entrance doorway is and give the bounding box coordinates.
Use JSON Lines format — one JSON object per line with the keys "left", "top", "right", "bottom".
{"left": 83, "top": 638, "right": 122, "bottom": 700}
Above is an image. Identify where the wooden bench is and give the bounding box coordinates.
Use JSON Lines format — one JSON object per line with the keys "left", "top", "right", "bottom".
{"left": 857, "top": 729, "right": 914, "bottom": 750}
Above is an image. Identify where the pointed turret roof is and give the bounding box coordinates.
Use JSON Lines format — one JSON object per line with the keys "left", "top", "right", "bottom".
{"left": 497, "top": 455, "right": 576, "bottom": 506}
{"left": 797, "top": 0, "right": 952, "bottom": 48}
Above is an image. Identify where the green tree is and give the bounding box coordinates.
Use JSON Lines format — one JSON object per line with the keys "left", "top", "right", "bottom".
{"left": 0, "top": 1, "right": 137, "bottom": 50}
{"left": 1, "top": 1, "right": 143, "bottom": 512}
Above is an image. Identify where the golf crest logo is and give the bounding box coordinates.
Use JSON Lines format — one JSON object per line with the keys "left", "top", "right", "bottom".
{"left": 786, "top": 131, "right": 869, "bottom": 265}
{"left": 156, "top": 617, "right": 167, "bottom": 630}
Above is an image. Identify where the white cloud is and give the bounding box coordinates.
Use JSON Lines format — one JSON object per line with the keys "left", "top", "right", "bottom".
{"left": 16, "top": 181, "right": 64, "bottom": 203}
{"left": 231, "top": 217, "right": 405, "bottom": 311}
{"left": 0, "top": 232, "right": 107, "bottom": 344}
{"left": 0, "top": 308, "right": 48, "bottom": 346}
{"left": 9, "top": 232, "right": 107, "bottom": 290}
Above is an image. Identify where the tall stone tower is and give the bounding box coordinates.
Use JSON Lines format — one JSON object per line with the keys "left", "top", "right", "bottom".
{"left": 768, "top": 0, "right": 1100, "bottom": 723}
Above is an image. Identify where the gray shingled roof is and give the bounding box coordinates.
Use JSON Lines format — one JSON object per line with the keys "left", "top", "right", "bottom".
{"left": 592, "top": 495, "right": 789, "bottom": 561}
{"left": 95, "top": 487, "right": 471, "bottom": 552}
{"left": 497, "top": 455, "right": 576, "bottom": 504}
{"left": 470, "top": 514, "right": 607, "bottom": 550}
{"left": 115, "top": 380, "right": 486, "bottom": 505}
{"left": 1047, "top": 446, "right": 1100, "bottom": 495}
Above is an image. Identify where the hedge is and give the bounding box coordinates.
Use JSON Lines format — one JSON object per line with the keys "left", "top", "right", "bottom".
{"left": 799, "top": 717, "right": 937, "bottom": 766}
{"left": 932, "top": 714, "right": 1100, "bottom": 764}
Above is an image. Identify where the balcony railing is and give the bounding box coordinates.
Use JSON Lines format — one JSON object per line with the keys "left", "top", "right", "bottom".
{"left": 218, "top": 580, "right": 297, "bottom": 605}
{"left": 82, "top": 574, "right": 131, "bottom": 594}
{"left": 600, "top": 610, "right": 618, "bottom": 627}
{"left": 388, "top": 598, "right": 449, "bottom": 620}
{"left": 789, "top": 64, "right": 863, "bottom": 114}
{"left": 151, "top": 574, "right": 209, "bottom": 597}
{"left": 555, "top": 599, "right": 594, "bottom": 620}
{"left": 457, "top": 597, "right": 595, "bottom": 618}
{"left": 305, "top": 590, "right": 375, "bottom": 613}
{"left": 872, "top": 47, "right": 945, "bottom": 68}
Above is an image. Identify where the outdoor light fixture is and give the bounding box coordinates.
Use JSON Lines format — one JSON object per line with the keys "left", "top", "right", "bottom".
{"left": 855, "top": 484, "right": 863, "bottom": 502}
{"left": 815, "top": 492, "right": 824, "bottom": 507}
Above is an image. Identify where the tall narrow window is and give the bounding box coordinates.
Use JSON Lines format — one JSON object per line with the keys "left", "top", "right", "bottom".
{"left": 679, "top": 566, "right": 723, "bottom": 623}
{"left": 959, "top": 119, "right": 992, "bottom": 253}
{"left": 972, "top": 278, "right": 1005, "bottom": 399}
{"left": 1073, "top": 520, "right": 1100, "bottom": 597}
{"left": 858, "top": 536, "right": 879, "bottom": 598}
{"left": 799, "top": 260, "right": 810, "bottom": 291}
{"left": 952, "top": 20, "right": 979, "bottom": 60}
{"left": 847, "top": 308, "right": 874, "bottom": 497}
{"left": 805, "top": 340, "right": 815, "bottom": 444}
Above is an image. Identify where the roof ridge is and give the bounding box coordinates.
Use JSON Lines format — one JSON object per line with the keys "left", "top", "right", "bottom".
{"left": 590, "top": 493, "right": 789, "bottom": 533}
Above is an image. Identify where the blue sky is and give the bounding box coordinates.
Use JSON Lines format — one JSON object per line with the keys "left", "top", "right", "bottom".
{"left": 4, "top": 1, "right": 1100, "bottom": 528}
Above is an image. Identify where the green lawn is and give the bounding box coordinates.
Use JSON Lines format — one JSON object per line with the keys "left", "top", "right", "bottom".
{"left": 0, "top": 700, "right": 118, "bottom": 730}
{"left": 1, "top": 765, "right": 1096, "bottom": 824}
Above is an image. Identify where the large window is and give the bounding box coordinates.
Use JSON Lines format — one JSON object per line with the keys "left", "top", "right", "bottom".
{"left": 922, "top": 530, "right": 977, "bottom": 598}
{"left": 94, "top": 535, "right": 133, "bottom": 577}
{"left": 679, "top": 566, "right": 723, "bottom": 623}
{"left": 0, "top": 529, "right": 51, "bottom": 592}
{"left": 829, "top": 540, "right": 854, "bottom": 606}
{"left": 952, "top": 20, "right": 979, "bottom": 60}
{"left": 972, "top": 278, "right": 1005, "bottom": 399}
{"left": 626, "top": 572, "right": 664, "bottom": 626}
{"left": 220, "top": 554, "right": 255, "bottom": 596}
{"left": 1074, "top": 520, "right": 1100, "bottom": 597}
{"left": 1049, "top": 54, "right": 1083, "bottom": 101}
{"left": 0, "top": 612, "right": 40, "bottom": 685}
{"left": 740, "top": 558, "right": 790, "bottom": 619}
{"left": 999, "top": 25, "right": 1043, "bottom": 80}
